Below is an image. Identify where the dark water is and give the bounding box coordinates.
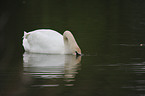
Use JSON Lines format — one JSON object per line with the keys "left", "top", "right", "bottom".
{"left": 1, "top": 0, "right": 145, "bottom": 96}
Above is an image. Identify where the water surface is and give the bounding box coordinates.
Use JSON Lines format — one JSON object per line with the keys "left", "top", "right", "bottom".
{"left": 1, "top": 0, "right": 145, "bottom": 96}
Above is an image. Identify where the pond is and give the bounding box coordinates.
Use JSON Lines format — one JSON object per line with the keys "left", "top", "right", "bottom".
{"left": 1, "top": 0, "right": 145, "bottom": 96}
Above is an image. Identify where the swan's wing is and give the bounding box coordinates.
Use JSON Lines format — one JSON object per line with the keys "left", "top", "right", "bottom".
{"left": 25, "top": 30, "right": 64, "bottom": 54}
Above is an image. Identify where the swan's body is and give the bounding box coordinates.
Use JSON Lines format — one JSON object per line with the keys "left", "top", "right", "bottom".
{"left": 22, "top": 29, "right": 81, "bottom": 55}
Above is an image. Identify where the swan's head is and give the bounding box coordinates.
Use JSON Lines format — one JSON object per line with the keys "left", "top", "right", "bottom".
{"left": 74, "top": 47, "right": 81, "bottom": 56}
{"left": 63, "top": 31, "right": 81, "bottom": 56}
{"left": 68, "top": 42, "right": 81, "bottom": 56}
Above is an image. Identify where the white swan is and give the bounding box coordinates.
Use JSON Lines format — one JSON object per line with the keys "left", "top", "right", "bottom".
{"left": 22, "top": 29, "right": 81, "bottom": 55}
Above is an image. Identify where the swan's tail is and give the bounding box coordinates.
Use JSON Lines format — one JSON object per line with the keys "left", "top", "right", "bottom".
{"left": 23, "top": 31, "right": 30, "bottom": 51}
{"left": 23, "top": 31, "right": 30, "bottom": 39}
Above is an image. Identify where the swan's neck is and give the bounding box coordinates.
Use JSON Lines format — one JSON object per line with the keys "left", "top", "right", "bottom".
{"left": 63, "top": 31, "right": 79, "bottom": 54}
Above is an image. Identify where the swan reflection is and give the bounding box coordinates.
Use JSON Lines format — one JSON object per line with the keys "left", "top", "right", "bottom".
{"left": 23, "top": 52, "right": 81, "bottom": 86}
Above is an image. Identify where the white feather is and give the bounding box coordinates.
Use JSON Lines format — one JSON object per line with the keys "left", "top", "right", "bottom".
{"left": 22, "top": 29, "right": 81, "bottom": 55}
{"left": 23, "top": 29, "right": 65, "bottom": 54}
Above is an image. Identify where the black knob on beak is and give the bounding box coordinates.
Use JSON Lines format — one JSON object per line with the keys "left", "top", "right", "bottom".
{"left": 75, "top": 51, "right": 81, "bottom": 57}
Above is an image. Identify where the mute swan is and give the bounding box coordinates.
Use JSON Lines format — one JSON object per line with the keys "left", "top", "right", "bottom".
{"left": 22, "top": 29, "right": 81, "bottom": 55}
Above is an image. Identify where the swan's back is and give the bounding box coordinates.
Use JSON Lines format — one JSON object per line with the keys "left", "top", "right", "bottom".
{"left": 23, "top": 29, "right": 64, "bottom": 54}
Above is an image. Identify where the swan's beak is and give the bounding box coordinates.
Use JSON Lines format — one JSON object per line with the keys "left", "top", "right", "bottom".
{"left": 75, "top": 51, "right": 82, "bottom": 56}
